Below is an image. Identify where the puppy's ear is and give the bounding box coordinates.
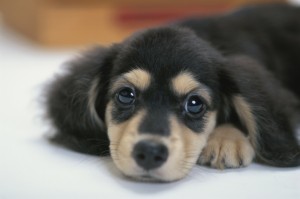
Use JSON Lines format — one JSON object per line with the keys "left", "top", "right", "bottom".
{"left": 46, "top": 45, "right": 119, "bottom": 155}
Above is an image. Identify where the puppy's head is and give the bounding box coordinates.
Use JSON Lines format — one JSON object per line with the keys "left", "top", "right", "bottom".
{"left": 93, "top": 27, "right": 224, "bottom": 181}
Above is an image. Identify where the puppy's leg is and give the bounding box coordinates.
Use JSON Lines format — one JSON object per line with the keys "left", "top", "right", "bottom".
{"left": 198, "top": 124, "right": 255, "bottom": 169}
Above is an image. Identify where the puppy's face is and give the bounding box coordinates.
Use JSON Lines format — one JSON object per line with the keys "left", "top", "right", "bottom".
{"left": 104, "top": 28, "right": 221, "bottom": 181}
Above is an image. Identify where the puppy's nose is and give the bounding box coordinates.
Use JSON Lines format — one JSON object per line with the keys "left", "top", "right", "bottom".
{"left": 133, "top": 140, "right": 168, "bottom": 170}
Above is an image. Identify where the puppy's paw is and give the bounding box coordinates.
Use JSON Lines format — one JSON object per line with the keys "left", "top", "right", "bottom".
{"left": 198, "top": 124, "right": 255, "bottom": 169}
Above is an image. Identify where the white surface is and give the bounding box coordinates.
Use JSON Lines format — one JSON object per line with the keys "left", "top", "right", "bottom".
{"left": 1, "top": 5, "right": 300, "bottom": 198}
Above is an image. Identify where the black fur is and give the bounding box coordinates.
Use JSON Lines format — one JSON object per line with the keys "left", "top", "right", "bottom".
{"left": 46, "top": 47, "right": 118, "bottom": 155}
{"left": 46, "top": 4, "right": 300, "bottom": 167}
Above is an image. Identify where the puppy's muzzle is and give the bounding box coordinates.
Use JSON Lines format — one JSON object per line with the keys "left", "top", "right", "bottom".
{"left": 132, "top": 140, "right": 168, "bottom": 170}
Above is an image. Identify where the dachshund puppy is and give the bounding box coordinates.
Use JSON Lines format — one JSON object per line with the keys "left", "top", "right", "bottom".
{"left": 46, "top": 4, "right": 300, "bottom": 182}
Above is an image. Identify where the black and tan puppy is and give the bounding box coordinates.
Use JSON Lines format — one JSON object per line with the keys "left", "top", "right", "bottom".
{"left": 46, "top": 4, "right": 300, "bottom": 182}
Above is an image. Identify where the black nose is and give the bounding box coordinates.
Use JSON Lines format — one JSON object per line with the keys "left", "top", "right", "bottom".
{"left": 132, "top": 140, "right": 168, "bottom": 170}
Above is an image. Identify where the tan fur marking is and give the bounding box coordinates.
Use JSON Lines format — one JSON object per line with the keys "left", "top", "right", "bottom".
{"left": 124, "top": 69, "right": 151, "bottom": 90}
{"left": 141, "top": 111, "right": 217, "bottom": 181}
{"left": 105, "top": 102, "right": 146, "bottom": 177}
{"left": 180, "top": 111, "right": 217, "bottom": 174}
{"left": 232, "top": 96, "right": 257, "bottom": 147}
{"left": 110, "top": 69, "right": 151, "bottom": 94}
{"left": 88, "top": 77, "right": 105, "bottom": 130}
{"left": 199, "top": 124, "right": 255, "bottom": 169}
{"left": 171, "top": 72, "right": 211, "bottom": 102}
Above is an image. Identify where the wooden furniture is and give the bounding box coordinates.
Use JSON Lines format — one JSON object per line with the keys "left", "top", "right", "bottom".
{"left": 1, "top": 0, "right": 286, "bottom": 47}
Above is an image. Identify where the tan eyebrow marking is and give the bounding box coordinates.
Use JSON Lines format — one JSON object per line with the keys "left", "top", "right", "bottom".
{"left": 124, "top": 69, "right": 151, "bottom": 90}
{"left": 111, "top": 69, "right": 151, "bottom": 93}
{"left": 171, "top": 72, "right": 211, "bottom": 102}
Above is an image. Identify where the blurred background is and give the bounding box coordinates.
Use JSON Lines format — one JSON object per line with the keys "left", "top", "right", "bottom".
{"left": 1, "top": 1, "right": 300, "bottom": 198}
{"left": 0, "top": 0, "right": 297, "bottom": 47}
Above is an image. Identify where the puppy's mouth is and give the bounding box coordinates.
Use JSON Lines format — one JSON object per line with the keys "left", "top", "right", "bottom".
{"left": 126, "top": 169, "right": 176, "bottom": 182}
{"left": 128, "top": 173, "right": 162, "bottom": 182}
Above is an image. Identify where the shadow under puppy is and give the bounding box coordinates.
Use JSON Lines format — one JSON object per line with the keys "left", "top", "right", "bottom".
{"left": 46, "top": 4, "right": 300, "bottom": 182}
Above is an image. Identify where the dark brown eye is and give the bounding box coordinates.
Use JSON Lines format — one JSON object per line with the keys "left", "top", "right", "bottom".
{"left": 184, "top": 95, "right": 206, "bottom": 117}
{"left": 116, "top": 87, "right": 135, "bottom": 106}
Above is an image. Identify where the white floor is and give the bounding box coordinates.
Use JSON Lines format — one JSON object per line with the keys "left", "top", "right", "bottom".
{"left": 1, "top": 3, "right": 300, "bottom": 198}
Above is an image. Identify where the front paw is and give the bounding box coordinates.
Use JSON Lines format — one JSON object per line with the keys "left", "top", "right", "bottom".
{"left": 198, "top": 124, "right": 255, "bottom": 169}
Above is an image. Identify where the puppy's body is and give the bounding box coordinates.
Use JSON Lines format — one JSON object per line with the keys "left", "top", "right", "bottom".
{"left": 179, "top": 4, "right": 300, "bottom": 97}
{"left": 46, "top": 4, "right": 300, "bottom": 181}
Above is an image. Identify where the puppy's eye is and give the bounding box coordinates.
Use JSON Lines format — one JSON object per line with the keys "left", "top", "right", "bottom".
{"left": 185, "top": 95, "right": 206, "bottom": 117}
{"left": 116, "top": 87, "right": 135, "bottom": 106}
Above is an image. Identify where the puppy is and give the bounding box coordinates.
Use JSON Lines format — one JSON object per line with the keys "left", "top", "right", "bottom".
{"left": 46, "top": 4, "right": 300, "bottom": 182}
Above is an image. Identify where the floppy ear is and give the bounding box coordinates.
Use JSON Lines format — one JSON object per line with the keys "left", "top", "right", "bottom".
{"left": 217, "top": 55, "right": 300, "bottom": 167}
{"left": 46, "top": 45, "right": 119, "bottom": 155}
